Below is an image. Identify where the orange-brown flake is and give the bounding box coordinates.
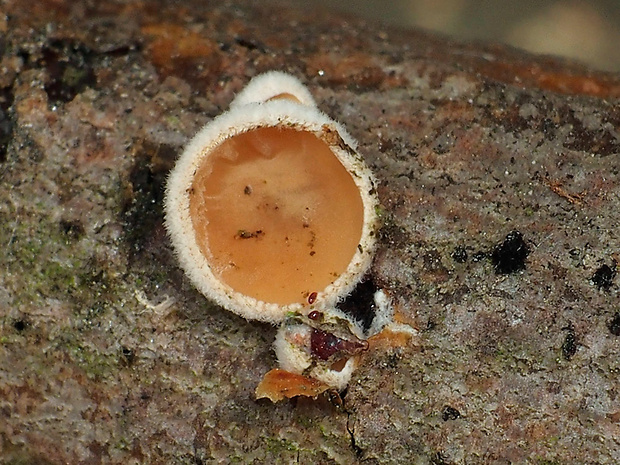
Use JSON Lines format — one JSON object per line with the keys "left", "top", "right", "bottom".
{"left": 255, "top": 368, "right": 330, "bottom": 402}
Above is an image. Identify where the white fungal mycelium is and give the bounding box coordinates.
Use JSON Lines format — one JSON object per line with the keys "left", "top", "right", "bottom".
{"left": 165, "top": 71, "right": 403, "bottom": 396}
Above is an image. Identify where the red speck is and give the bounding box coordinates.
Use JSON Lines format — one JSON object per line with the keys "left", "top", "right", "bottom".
{"left": 307, "top": 292, "right": 318, "bottom": 304}
{"left": 308, "top": 310, "right": 322, "bottom": 320}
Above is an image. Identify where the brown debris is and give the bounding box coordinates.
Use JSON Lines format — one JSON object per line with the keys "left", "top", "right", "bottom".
{"left": 255, "top": 369, "right": 331, "bottom": 402}
{"left": 367, "top": 328, "right": 413, "bottom": 350}
{"left": 541, "top": 175, "right": 587, "bottom": 205}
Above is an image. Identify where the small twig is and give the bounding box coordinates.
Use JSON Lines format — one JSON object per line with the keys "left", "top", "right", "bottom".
{"left": 541, "top": 175, "right": 587, "bottom": 205}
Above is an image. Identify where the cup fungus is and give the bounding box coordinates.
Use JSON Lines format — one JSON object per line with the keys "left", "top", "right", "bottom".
{"left": 165, "top": 71, "right": 405, "bottom": 400}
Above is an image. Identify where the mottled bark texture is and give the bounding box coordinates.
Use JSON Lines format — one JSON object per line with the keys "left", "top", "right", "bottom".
{"left": 1, "top": 0, "right": 620, "bottom": 463}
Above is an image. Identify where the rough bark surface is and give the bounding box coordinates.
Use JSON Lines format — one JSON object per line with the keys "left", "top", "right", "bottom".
{"left": 1, "top": 0, "right": 620, "bottom": 463}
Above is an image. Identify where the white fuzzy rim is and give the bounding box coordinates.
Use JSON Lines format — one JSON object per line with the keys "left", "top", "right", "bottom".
{"left": 230, "top": 71, "right": 316, "bottom": 108}
{"left": 273, "top": 324, "right": 313, "bottom": 373}
{"left": 309, "top": 357, "right": 358, "bottom": 390}
{"left": 165, "top": 79, "right": 378, "bottom": 323}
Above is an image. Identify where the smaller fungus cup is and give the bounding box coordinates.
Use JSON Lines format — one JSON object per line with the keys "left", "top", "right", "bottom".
{"left": 165, "top": 71, "right": 379, "bottom": 324}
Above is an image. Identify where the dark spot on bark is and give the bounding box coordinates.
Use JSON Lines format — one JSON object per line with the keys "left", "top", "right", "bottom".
{"left": 0, "top": 87, "right": 14, "bottom": 163}
{"left": 13, "top": 319, "right": 27, "bottom": 331}
{"left": 472, "top": 251, "right": 487, "bottom": 262}
{"left": 378, "top": 137, "right": 394, "bottom": 153}
{"left": 451, "top": 246, "right": 468, "bottom": 263}
{"left": 122, "top": 141, "right": 177, "bottom": 260}
{"left": 562, "top": 324, "right": 577, "bottom": 360}
{"left": 441, "top": 405, "right": 461, "bottom": 421}
{"left": 385, "top": 349, "right": 402, "bottom": 369}
{"left": 431, "top": 451, "right": 451, "bottom": 465}
{"left": 336, "top": 277, "right": 378, "bottom": 332}
{"left": 120, "top": 346, "right": 135, "bottom": 366}
{"left": 60, "top": 219, "right": 85, "bottom": 240}
{"left": 491, "top": 230, "right": 530, "bottom": 274}
{"left": 591, "top": 264, "right": 616, "bottom": 290}
{"left": 608, "top": 313, "right": 620, "bottom": 336}
{"left": 541, "top": 118, "right": 558, "bottom": 140}
{"left": 569, "top": 247, "right": 582, "bottom": 262}
{"left": 234, "top": 36, "right": 266, "bottom": 53}
{"left": 346, "top": 415, "right": 363, "bottom": 459}
{"left": 41, "top": 39, "right": 97, "bottom": 103}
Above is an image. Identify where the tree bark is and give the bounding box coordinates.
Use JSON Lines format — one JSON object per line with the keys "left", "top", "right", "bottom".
{"left": 1, "top": 0, "right": 620, "bottom": 463}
